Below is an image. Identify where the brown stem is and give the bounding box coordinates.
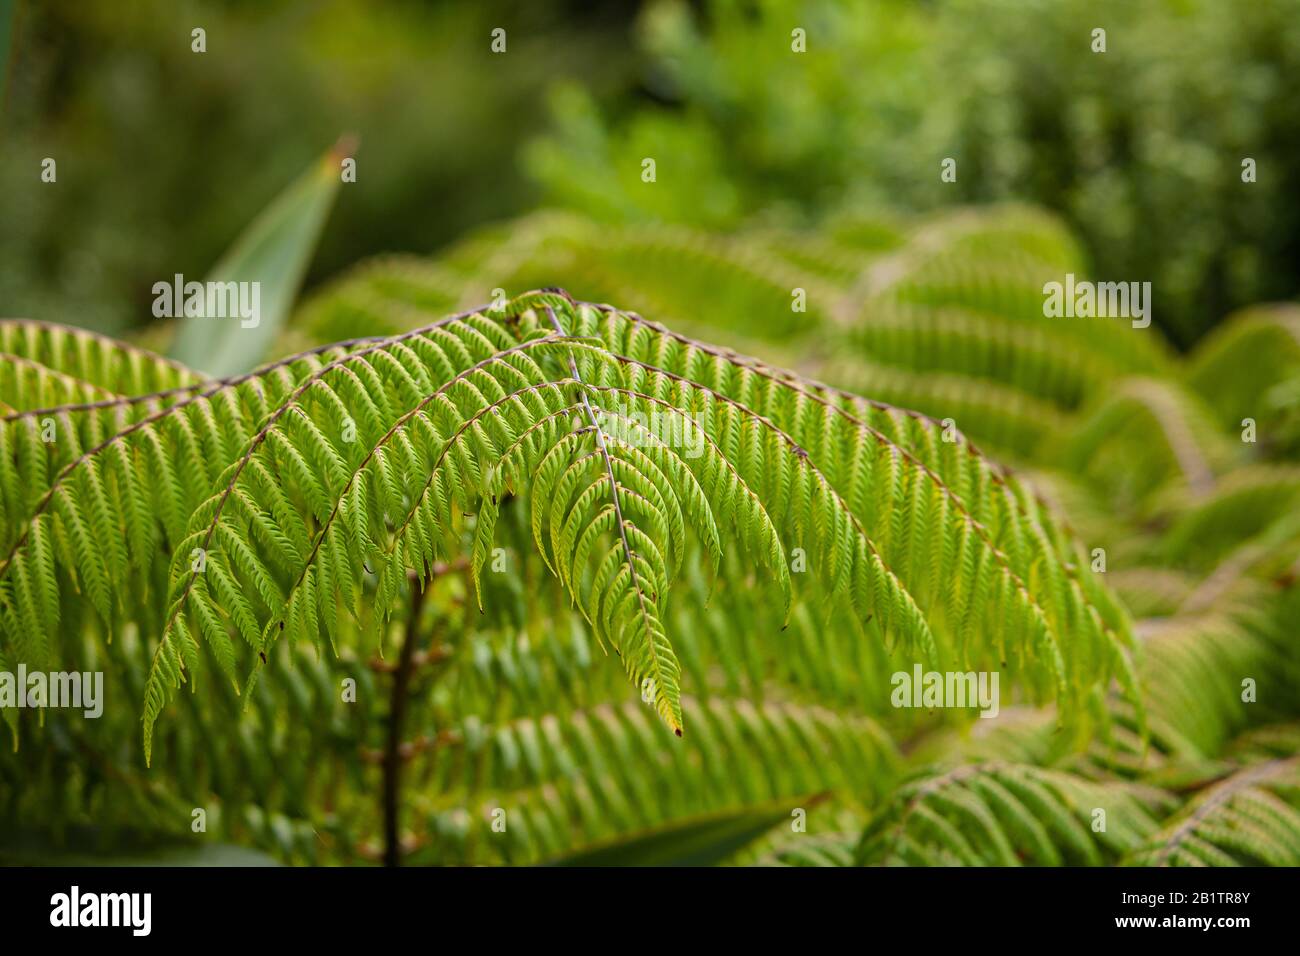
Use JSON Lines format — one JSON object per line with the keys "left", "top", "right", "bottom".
{"left": 382, "top": 579, "right": 428, "bottom": 867}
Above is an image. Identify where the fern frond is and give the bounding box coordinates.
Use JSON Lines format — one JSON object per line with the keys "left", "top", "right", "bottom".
{"left": 1125, "top": 757, "right": 1300, "bottom": 866}
{"left": 410, "top": 694, "right": 897, "bottom": 866}
{"left": 1187, "top": 304, "right": 1300, "bottom": 444}
{"left": 835, "top": 209, "right": 1172, "bottom": 380}
{"left": 0, "top": 291, "right": 1141, "bottom": 766}
{"left": 0, "top": 320, "right": 200, "bottom": 398}
{"left": 1156, "top": 464, "right": 1300, "bottom": 571}
{"left": 756, "top": 831, "right": 860, "bottom": 867}
{"left": 835, "top": 303, "right": 1125, "bottom": 411}
{"left": 817, "top": 357, "right": 1068, "bottom": 460}
{"left": 1052, "top": 378, "right": 1237, "bottom": 510}
{"left": 1131, "top": 601, "right": 1296, "bottom": 763}
{"left": 858, "top": 762, "right": 1175, "bottom": 866}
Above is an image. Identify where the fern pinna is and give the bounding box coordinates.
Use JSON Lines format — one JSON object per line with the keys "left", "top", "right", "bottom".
{"left": 0, "top": 289, "right": 1133, "bottom": 768}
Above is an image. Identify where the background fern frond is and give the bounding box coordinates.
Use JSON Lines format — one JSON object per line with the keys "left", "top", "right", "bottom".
{"left": 857, "top": 762, "right": 1175, "bottom": 866}
{"left": 1125, "top": 757, "right": 1300, "bottom": 866}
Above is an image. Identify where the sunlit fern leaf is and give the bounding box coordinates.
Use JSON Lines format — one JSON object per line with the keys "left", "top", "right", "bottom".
{"left": 555, "top": 297, "right": 1142, "bottom": 715}
{"left": 1125, "top": 757, "right": 1300, "bottom": 866}
{"left": 1011, "top": 467, "right": 1142, "bottom": 562}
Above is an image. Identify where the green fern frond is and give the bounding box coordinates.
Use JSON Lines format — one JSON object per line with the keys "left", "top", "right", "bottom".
{"left": 858, "top": 762, "right": 1175, "bottom": 866}
{"left": 0, "top": 291, "right": 1141, "bottom": 767}
{"left": 817, "top": 357, "right": 1068, "bottom": 461}
{"left": 1131, "top": 602, "right": 1294, "bottom": 763}
{"left": 612, "top": 311, "right": 1150, "bottom": 720}
{"left": 835, "top": 303, "right": 1127, "bottom": 412}
{"left": 0, "top": 320, "right": 200, "bottom": 398}
{"left": 412, "top": 695, "right": 897, "bottom": 866}
{"left": 1187, "top": 304, "right": 1300, "bottom": 442}
{"left": 1052, "top": 378, "right": 1237, "bottom": 511}
{"left": 756, "top": 831, "right": 860, "bottom": 867}
{"left": 1125, "top": 757, "right": 1300, "bottom": 866}
{"left": 1155, "top": 464, "right": 1300, "bottom": 571}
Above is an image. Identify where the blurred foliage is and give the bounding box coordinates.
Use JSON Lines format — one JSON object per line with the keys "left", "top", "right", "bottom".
{"left": 525, "top": 0, "right": 936, "bottom": 227}
{"left": 526, "top": 0, "right": 1300, "bottom": 347}
{"left": 7, "top": 0, "right": 1298, "bottom": 347}
{"left": 0, "top": 0, "right": 634, "bottom": 334}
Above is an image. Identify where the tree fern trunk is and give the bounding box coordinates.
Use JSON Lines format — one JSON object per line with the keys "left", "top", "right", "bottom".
{"left": 382, "top": 581, "right": 427, "bottom": 867}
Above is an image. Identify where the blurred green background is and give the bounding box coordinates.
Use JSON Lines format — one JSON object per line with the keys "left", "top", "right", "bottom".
{"left": 3, "top": 0, "right": 1299, "bottom": 344}
{"left": 5, "top": 0, "right": 1300, "bottom": 869}
{"left": 0, "top": 0, "right": 636, "bottom": 334}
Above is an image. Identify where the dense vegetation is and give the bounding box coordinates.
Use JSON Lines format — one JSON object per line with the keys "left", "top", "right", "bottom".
{"left": 529, "top": 0, "right": 1300, "bottom": 347}
{"left": 7, "top": 0, "right": 1299, "bottom": 346}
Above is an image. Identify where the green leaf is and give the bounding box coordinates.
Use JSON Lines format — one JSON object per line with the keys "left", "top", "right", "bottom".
{"left": 170, "top": 140, "right": 347, "bottom": 376}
